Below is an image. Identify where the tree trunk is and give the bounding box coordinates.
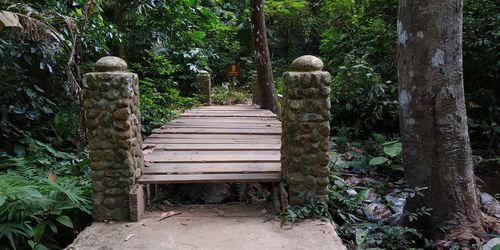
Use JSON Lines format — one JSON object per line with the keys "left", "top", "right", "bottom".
{"left": 397, "top": 0, "right": 485, "bottom": 243}
{"left": 113, "top": 1, "right": 126, "bottom": 60}
{"left": 250, "top": 0, "right": 277, "bottom": 113}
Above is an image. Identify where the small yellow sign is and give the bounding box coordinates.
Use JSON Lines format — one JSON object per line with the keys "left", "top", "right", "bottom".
{"left": 227, "top": 63, "right": 239, "bottom": 77}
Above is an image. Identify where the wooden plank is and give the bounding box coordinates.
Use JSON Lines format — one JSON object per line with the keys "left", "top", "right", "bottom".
{"left": 183, "top": 110, "right": 275, "bottom": 115}
{"left": 143, "top": 162, "right": 281, "bottom": 175}
{"left": 192, "top": 105, "right": 260, "bottom": 109}
{"left": 172, "top": 119, "right": 281, "bottom": 125}
{"left": 145, "top": 154, "right": 280, "bottom": 163}
{"left": 139, "top": 105, "right": 283, "bottom": 184}
{"left": 147, "top": 144, "right": 280, "bottom": 151}
{"left": 146, "top": 134, "right": 280, "bottom": 139}
{"left": 152, "top": 127, "right": 281, "bottom": 135}
{"left": 180, "top": 113, "right": 276, "bottom": 118}
{"left": 149, "top": 150, "right": 280, "bottom": 156}
{"left": 187, "top": 108, "right": 264, "bottom": 111}
{"left": 144, "top": 138, "right": 281, "bottom": 144}
{"left": 168, "top": 121, "right": 280, "bottom": 125}
{"left": 138, "top": 173, "right": 282, "bottom": 184}
{"left": 163, "top": 123, "right": 280, "bottom": 129}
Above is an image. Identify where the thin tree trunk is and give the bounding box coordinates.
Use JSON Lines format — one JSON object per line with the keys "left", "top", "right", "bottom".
{"left": 113, "top": 1, "right": 126, "bottom": 60}
{"left": 397, "top": 0, "right": 485, "bottom": 243}
{"left": 250, "top": 0, "right": 277, "bottom": 113}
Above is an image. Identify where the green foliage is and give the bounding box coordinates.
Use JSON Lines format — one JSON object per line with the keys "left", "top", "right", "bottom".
{"left": 123, "top": 0, "right": 241, "bottom": 87}
{"left": 211, "top": 83, "right": 249, "bottom": 105}
{"left": 463, "top": 0, "right": 500, "bottom": 156}
{"left": 351, "top": 222, "right": 423, "bottom": 250}
{"left": 132, "top": 51, "right": 197, "bottom": 135}
{"left": 0, "top": 164, "right": 91, "bottom": 249}
{"left": 281, "top": 197, "right": 331, "bottom": 225}
{"left": 329, "top": 183, "right": 369, "bottom": 224}
{"left": 369, "top": 139, "right": 403, "bottom": 171}
{"left": 330, "top": 56, "right": 399, "bottom": 134}
{"left": 321, "top": 0, "right": 499, "bottom": 157}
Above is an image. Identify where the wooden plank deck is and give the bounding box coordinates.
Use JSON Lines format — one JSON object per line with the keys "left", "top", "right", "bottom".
{"left": 138, "top": 105, "right": 282, "bottom": 184}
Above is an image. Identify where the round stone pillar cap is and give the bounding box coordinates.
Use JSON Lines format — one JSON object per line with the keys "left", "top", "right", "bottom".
{"left": 95, "top": 56, "right": 127, "bottom": 72}
{"left": 291, "top": 55, "right": 324, "bottom": 72}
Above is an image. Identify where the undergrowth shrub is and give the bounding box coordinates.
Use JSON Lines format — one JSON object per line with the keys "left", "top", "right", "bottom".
{"left": 0, "top": 166, "right": 91, "bottom": 250}
{"left": 0, "top": 137, "right": 91, "bottom": 250}
{"left": 211, "top": 83, "right": 249, "bottom": 105}
{"left": 133, "top": 51, "right": 198, "bottom": 135}
{"left": 330, "top": 55, "right": 399, "bottom": 135}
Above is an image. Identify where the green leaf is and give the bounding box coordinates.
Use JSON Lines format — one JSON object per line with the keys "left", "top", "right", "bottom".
{"left": 34, "top": 244, "right": 50, "bottom": 250}
{"left": 34, "top": 222, "right": 46, "bottom": 243}
{"left": 383, "top": 142, "right": 402, "bottom": 158}
{"left": 192, "top": 31, "right": 206, "bottom": 42}
{"left": 369, "top": 157, "right": 388, "bottom": 166}
{"left": 0, "top": 195, "right": 6, "bottom": 207}
{"left": 389, "top": 164, "right": 404, "bottom": 171}
{"left": 56, "top": 215, "right": 73, "bottom": 228}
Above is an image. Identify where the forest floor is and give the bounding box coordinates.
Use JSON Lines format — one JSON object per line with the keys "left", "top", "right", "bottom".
{"left": 67, "top": 203, "right": 345, "bottom": 250}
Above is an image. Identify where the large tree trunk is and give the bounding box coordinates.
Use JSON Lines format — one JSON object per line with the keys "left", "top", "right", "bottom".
{"left": 397, "top": 0, "right": 485, "bottom": 243}
{"left": 250, "top": 0, "right": 277, "bottom": 113}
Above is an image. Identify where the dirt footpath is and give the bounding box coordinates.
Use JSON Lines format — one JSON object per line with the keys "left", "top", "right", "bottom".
{"left": 67, "top": 203, "right": 346, "bottom": 250}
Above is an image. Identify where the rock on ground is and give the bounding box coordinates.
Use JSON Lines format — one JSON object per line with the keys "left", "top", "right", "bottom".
{"left": 67, "top": 203, "right": 345, "bottom": 250}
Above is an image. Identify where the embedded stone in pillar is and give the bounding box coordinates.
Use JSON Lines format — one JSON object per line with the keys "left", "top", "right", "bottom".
{"left": 281, "top": 55, "right": 331, "bottom": 205}
{"left": 83, "top": 56, "right": 145, "bottom": 221}
{"left": 251, "top": 72, "right": 261, "bottom": 106}
{"left": 197, "top": 70, "right": 212, "bottom": 105}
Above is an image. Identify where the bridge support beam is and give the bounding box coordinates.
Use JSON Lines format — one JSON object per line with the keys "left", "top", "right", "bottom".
{"left": 83, "top": 56, "right": 145, "bottom": 221}
{"left": 197, "top": 70, "right": 212, "bottom": 105}
{"left": 282, "top": 55, "right": 331, "bottom": 205}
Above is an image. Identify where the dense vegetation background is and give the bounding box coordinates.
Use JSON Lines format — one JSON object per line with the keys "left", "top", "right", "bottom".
{"left": 0, "top": 0, "right": 498, "bottom": 249}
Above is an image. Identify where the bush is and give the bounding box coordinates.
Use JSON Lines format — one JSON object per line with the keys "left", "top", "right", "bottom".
{"left": 211, "top": 83, "right": 249, "bottom": 105}
{"left": 330, "top": 56, "right": 399, "bottom": 135}
{"left": 0, "top": 159, "right": 91, "bottom": 249}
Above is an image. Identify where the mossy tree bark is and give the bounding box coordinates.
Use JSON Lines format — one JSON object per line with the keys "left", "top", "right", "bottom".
{"left": 397, "top": 0, "right": 485, "bottom": 242}
{"left": 250, "top": 0, "right": 277, "bottom": 114}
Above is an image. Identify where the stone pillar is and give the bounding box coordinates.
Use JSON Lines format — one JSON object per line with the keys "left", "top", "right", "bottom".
{"left": 83, "top": 56, "right": 144, "bottom": 221}
{"left": 281, "top": 55, "right": 331, "bottom": 205}
{"left": 251, "top": 73, "right": 262, "bottom": 106}
{"left": 197, "top": 70, "right": 211, "bottom": 105}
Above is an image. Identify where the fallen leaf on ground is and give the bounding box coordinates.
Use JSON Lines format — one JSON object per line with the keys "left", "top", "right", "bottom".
{"left": 260, "top": 208, "right": 267, "bottom": 214}
{"left": 144, "top": 161, "right": 153, "bottom": 167}
{"left": 159, "top": 211, "right": 181, "bottom": 221}
{"left": 48, "top": 171, "right": 57, "bottom": 181}
{"left": 124, "top": 234, "right": 135, "bottom": 241}
{"left": 143, "top": 146, "right": 155, "bottom": 155}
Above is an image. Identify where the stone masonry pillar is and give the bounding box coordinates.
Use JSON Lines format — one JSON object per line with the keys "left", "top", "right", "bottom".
{"left": 83, "top": 56, "right": 144, "bottom": 221}
{"left": 197, "top": 70, "right": 211, "bottom": 105}
{"left": 282, "top": 55, "right": 331, "bottom": 205}
{"left": 251, "top": 72, "right": 262, "bottom": 106}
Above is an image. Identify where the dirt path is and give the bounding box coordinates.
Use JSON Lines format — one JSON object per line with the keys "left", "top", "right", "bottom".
{"left": 67, "top": 203, "right": 345, "bottom": 250}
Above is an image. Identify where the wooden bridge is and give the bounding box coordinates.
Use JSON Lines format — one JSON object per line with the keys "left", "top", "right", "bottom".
{"left": 84, "top": 55, "right": 330, "bottom": 221}
{"left": 137, "top": 105, "right": 282, "bottom": 185}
